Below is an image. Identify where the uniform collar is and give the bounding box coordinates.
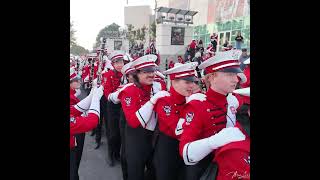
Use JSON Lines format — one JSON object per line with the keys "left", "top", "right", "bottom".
{"left": 140, "top": 83, "right": 152, "bottom": 92}
{"left": 169, "top": 86, "right": 186, "bottom": 105}
{"left": 205, "top": 87, "right": 227, "bottom": 106}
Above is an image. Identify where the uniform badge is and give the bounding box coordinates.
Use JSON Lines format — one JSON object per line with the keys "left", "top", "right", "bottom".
{"left": 70, "top": 117, "right": 76, "bottom": 124}
{"left": 230, "top": 106, "right": 237, "bottom": 114}
{"left": 185, "top": 112, "right": 194, "bottom": 125}
{"left": 163, "top": 105, "right": 171, "bottom": 116}
{"left": 124, "top": 97, "right": 131, "bottom": 106}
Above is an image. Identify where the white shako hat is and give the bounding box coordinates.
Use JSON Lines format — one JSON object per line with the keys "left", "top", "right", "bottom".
{"left": 121, "top": 62, "right": 135, "bottom": 75}
{"left": 198, "top": 49, "right": 242, "bottom": 74}
{"left": 130, "top": 54, "right": 158, "bottom": 72}
{"left": 108, "top": 50, "right": 125, "bottom": 63}
{"left": 233, "top": 87, "right": 250, "bottom": 97}
{"left": 163, "top": 62, "right": 198, "bottom": 82}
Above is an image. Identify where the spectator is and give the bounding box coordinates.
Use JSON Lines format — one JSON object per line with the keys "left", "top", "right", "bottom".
{"left": 168, "top": 60, "right": 175, "bottom": 69}
{"left": 210, "top": 33, "right": 218, "bottom": 52}
{"left": 177, "top": 55, "right": 184, "bottom": 64}
{"left": 197, "top": 40, "right": 204, "bottom": 57}
{"left": 189, "top": 39, "right": 197, "bottom": 59}
{"left": 223, "top": 39, "right": 229, "bottom": 47}
{"left": 239, "top": 48, "right": 250, "bottom": 70}
{"left": 235, "top": 31, "right": 244, "bottom": 49}
{"left": 185, "top": 45, "right": 191, "bottom": 61}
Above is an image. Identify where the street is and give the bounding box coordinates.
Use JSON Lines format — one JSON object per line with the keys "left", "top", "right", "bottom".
{"left": 78, "top": 87, "right": 123, "bottom": 180}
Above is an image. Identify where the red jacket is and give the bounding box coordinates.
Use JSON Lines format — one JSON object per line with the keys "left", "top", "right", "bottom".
{"left": 70, "top": 106, "right": 99, "bottom": 149}
{"left": 81, "top": 65, "right": 90, "bottom": 80}
{"left": 179, "top": 88, "right": 246, "bottom": 159}
{"left": 102, "top": 70, "right": 123, "bottom": 98}
{"left": 190, "top": 41, "right": 197, "bottom": 49}
{"left": 169, "top": 61, "right": 175, "bottom": 69}
{"left": 70, "top": 88, "right": 79, "bottom": 106}
{"left": 154, "top": 87, "right": 186, "bottom": 139}
{"left": 118, "top": 82, "right": 163, "bottom": 128}
{"left": 214, "top": 139, "right": 250, "bottom": 180}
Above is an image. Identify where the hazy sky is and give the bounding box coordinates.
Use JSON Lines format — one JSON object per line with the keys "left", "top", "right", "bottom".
{"left": 71, "top": 0, "right": 155, "bottom": 50}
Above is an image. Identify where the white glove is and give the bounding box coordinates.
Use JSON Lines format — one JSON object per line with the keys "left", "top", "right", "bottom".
{"left": 74, "top": 89, "right": 94, "bottom": 112}
{"left": 208, "top": 127, "right": 246, "bottom": 149}
{"left": 186, "top": 93, "right": 206, "bottom": 103}
{"left": 74, "top": 89, "right": 81, "bottom": 97}
{"left": 88, "top": 86, "right": 104, "bottom": 117}
{"left": 182, "top": 127, "right": 245, "bottom": 165}
{"left": 233, "top": 87, "right": 250, "bottom": 97}
{"left": 108, "top": 90, "right": 120, "bottom": 104}
{"left": 92, "top": 78, "right": 98, "bottom": 87}
{"left": 84, "top": 75, "right": 89, "bottom": 82}
{"left": 108, "top": 83, "right": 133, "bottom": 103}
{"left": 150, "top": 91, "right": 170, "bottom": 105}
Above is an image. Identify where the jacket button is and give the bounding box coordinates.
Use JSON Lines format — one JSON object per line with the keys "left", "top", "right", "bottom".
{"left": 211, "top": 117, "right": 214, "bottom": 119}
{"left": 207, "top": 109, "right": 210, "bottom": 112}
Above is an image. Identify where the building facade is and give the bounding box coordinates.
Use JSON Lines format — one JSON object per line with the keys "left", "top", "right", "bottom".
{"left": 158, "top": 0, "right": 250, "bottom": 52}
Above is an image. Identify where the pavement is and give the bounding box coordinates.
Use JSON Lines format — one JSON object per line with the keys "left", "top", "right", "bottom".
{"left": 77, "top": 86, "right": 123, "bottom": 180}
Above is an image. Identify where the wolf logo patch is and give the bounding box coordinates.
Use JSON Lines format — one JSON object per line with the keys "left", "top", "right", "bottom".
{"left": 163, "top": 105, "right": 171, "bottom": 116}
{"left": 124, "top": 97, "right": 131, "bottom": 106}
{"left": 185, "top": 112, "right": 194, "bottom": 125}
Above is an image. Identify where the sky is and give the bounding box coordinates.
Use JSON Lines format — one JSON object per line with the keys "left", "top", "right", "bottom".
{"left": 71, "top": 0, "right": 155, "bottom": 50}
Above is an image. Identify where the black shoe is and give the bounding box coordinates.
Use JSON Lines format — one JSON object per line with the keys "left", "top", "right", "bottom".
{"left": 108, "top": 151, "right": 115, "bottom": 167}
{"left": 108, "top": 156, "right": 115, "bottom": 167}
{"left": 94, "top": 142, "right": 101, "bottom": 149}
{"left": 114, "top": 152, "right": 120, "bottom": 162}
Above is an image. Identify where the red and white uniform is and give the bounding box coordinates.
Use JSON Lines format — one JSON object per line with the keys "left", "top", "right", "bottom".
{"left": 103, "top": 70, "right": 123, "bottom": 98}
{"left": 214, "top": 139, "right": 250, "bottom": 180}
{"left": 118, "top": 82, "right": 162, "bottom": 129}
{"left": 81, "top": 64, "right": 90, "bottom": 81}
{"left": 179, "top": 88, "right": 247, "bottom": 159}
{"left": 154, "top": 86, "right": 187, "bottom": 139}
{"left": 70, "top": 106, "right": 99, "bottom": 149}
{"left": 179, "top": 50, "right": 249, "bottom": 178}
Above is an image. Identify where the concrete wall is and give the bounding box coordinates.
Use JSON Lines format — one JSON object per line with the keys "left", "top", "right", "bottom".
{"left": 156, "top": 24, "right": 193, "bottom": 71}
{"left": 105, "top": 39, "right": 129, "bottom": 53}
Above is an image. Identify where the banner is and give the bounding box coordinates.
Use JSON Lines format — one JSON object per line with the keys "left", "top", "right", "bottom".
{"left": 171, "top": 27, "right": 185, "bottom": 45}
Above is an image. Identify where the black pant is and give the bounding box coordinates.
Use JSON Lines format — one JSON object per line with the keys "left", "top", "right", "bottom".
{"left": 74, "top": 133, "right": 85, "bottom": 168}
{"left": 101, "top": 95, "right": 109, "bottom": 139}
{"left": 211, "top": 41, "right": 217, "bottom": 52}
{"left": 106, "top": 101, "right": 121, "bottom": 159}
{"left": 119, "top": 109, "right": 128, "bottom": 180}
{"left": 94, "top": 96, "right": 108, "bottom": 143}
{"left": 153, "top": 132, "right": 185, "bottom": 180}
{"left": 70, "top": 148, "right": 79, "bottom": 180}
{"left": 190, "top": 48, "right": 195, "bottom": 59}
{"left": 185, "top": 154, "right": 213, "bottom": 180}
{"left": 125, "top": 125, "right": 155, "bottom": 180}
